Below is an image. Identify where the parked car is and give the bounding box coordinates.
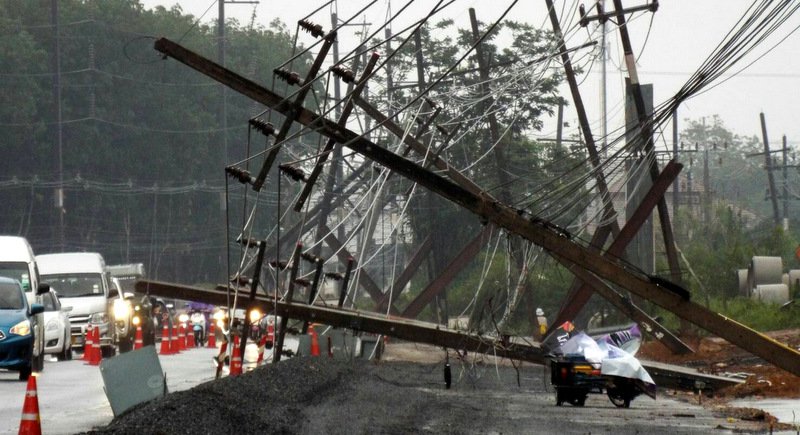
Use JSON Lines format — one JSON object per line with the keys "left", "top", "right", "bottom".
{"left": 0, "top": 277, "right": 45, "bottom": 380}
{"left": 42, "top": 289, "right": 72, "bottom": 360}
{"left": 0, "top": 235, "right": 48, "bottom": 373}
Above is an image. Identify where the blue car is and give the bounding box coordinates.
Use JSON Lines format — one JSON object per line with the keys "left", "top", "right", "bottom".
{"left": 0, "top": 277, "right": 45, "bottom": 380}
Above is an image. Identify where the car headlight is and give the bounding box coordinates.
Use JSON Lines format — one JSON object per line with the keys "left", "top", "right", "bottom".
{"left": 90, "top": 312, "right": 109, "bottom": 324}
{"left": 249, "top": 308, "right": 262, "bottom": 323}
{"left": 132, "top": 315, "right": 141, "bottom": 326}
{"left": 46, "top": 319, "right": 59, "bottom": 331}
{"left": 10, "top": 320, "right": 32, "bottom": 336}
{"left": 113, "top": 299, "right": 131, "bottom": 320}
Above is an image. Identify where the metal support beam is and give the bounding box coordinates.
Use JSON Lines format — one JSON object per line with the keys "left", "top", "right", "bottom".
{"left": 403, "top": 225, "right": 494, "bottom": 318}
{"left": 376, "top": 236, "right": 432, "bottom": 313}
{"left": 552, "top": 161, "right": 682, "bottom": 328}
{"left": 274, "top": 243, "right": 302, "bottom": 363}
{"left": 319, "top": 223, "right": 399, "bottom": 315}
{"left": 153, "top": 37, "right": 800, "bottom": 377}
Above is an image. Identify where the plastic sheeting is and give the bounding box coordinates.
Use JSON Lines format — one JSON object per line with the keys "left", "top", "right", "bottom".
{"left": 558, "top": 332, "right": 656, "bottom": 398}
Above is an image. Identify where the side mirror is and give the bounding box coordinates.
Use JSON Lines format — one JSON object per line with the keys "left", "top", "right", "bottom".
{"left": 30, "top": 303, "right": 45, "bottom": 316}
{"left": 36, "top": 283, "right": 50, "bottom": 295}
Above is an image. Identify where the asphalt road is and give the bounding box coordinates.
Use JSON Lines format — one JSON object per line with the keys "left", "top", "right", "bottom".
{"left": 0, "top": 346, "right": 221, "bottom": 434}
{"left": 0, "top": 342, "right": 735, "bottom": 434}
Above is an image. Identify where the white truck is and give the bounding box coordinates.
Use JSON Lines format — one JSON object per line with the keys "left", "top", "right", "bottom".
{"left": 36, "top": 252, "right": 133, "bottom": 355}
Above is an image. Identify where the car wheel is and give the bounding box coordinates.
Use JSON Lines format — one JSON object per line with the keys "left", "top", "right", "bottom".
{"left": 34, "top": 351, "right": 44, "bottom": 372}
{"left": 58, "top": 337, "right": 71, "bottom": 361}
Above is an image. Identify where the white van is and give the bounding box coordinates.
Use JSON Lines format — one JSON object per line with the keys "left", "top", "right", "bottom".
{"left": 36, "top": 252, "right": 119, "bottom": 355}
{"left": 0, "top": 236, "right": 49, "bottom": 372}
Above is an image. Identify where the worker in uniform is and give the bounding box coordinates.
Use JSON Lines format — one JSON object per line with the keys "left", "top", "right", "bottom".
{"left": 536, "top": 307, "right": 548, "bottom": 340}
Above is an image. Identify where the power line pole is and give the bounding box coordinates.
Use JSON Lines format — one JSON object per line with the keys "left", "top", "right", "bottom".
{"left": 672, "top": 109, "right": 679, "bottom": 217}
{"left": 759, "top": 112, "right": 781, "bottom": 227}
{"left": 51, "top": 0, "right": 64, "bottom": 251}
{"left": 782, "top": 135, "right": 789, "bottom": 230}
{"left": 219, "top": 1, "right": 258, "bottom": 165}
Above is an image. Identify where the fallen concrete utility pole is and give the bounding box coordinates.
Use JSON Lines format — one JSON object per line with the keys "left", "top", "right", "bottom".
{"left": 135, "top": 279, "right": 741, "bottom": 392}
{"left": 153, "top": 37, "right": 800, "bottom": 377}
{"left": 135, "top": 279, "right": 546, "bottom": 363}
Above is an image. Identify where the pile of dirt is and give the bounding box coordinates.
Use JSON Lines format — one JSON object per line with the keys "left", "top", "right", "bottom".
{"left": 638, "top": 329, "right": 800, "bottom": 399}
{"left": 83, "top": 356, "right": 503, "bottom": 435}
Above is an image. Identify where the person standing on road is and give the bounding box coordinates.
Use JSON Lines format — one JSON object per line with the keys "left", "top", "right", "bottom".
{"left": 536, "top": 308, "right": 548, "bottom": 340}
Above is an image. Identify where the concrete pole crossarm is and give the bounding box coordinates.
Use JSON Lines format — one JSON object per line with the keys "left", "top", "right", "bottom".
{"left": 253, "top": 32, "right": 337, "bottom": 191}
{"left": 152, "top": 37, "right": 800, "bottom": 377}
{"left": 294, "top": 52, "right": 380, "bottom": 212}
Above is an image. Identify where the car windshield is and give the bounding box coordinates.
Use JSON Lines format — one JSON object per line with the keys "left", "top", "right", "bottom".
{"left": 0, "top": 262, "right": 32, "bottom": 292}
{"left": 41, "top": 273, "right": 103, "bottom": 297}
{"left": 0, "top": 282, "right": 24, "bottom": 309}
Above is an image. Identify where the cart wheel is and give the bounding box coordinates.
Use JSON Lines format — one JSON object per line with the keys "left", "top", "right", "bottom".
{"left": 607, "top": 390, "right": 631, "bottom": 408}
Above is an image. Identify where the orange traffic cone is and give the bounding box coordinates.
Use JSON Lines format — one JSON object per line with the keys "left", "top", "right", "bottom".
{"left": 177, "top": 324, "right": 185, "bottom": 352}
{"left": 133, "top": 325, "right": 144, "bottom": 350}
{"left": 309, "top": 324, "right": 320, "bottom": 357}
{"left": 186, "top": 322, "right": 195, "bottom": 348}
{"left": 82, "top": 326, "right": 93, "bottom": 361}
{"left": 207, "top": 323, "right": 216, "bottom": 348}
{"left": 256, "top": 334, "right": 268, "bottom": 366}
{"left": 18, "top": 375, "right": 41, "bottom": 435}
{"left": 266, "top": 322, "right": 274, "bottom": 347}
{"left": 159, "top": 324, "right": 171, "bottom": 355}
{"left": 170, "top": 326, "right": 180, "bottom": 354}
{"left": 88, "top": 325, "right": 101, "bottom": 366}
{"left": 229, "top": 336, "right": 242, "bottom": 376}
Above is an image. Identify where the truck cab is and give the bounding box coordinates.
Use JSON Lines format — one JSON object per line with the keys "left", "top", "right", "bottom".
{"left": 36, "top": 252, "right": 118, "bottom": 355}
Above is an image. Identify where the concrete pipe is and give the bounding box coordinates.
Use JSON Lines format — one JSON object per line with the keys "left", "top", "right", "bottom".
{"left": 753, "top": 284, "right": 790, "bottom": 304}
{"left": 751, "top": 256, "right": 783, "bottom": 286}
{"left": 737, "top": 269, "right": 750, "bottom": 297}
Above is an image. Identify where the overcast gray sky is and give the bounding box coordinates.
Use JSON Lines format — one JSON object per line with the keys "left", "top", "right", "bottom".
{"left": 141, "top": 1, "right": 800, "bottom": 151}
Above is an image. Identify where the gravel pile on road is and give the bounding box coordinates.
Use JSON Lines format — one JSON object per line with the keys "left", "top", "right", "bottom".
{"left": 84, "top": 356, "right": 469, "bottom": 435}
